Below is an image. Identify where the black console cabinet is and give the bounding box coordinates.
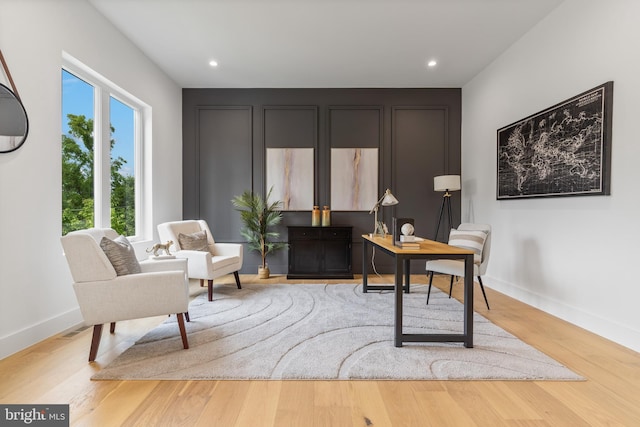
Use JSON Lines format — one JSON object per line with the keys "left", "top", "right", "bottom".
{"left": 287, "top": 226, "right": 353, "bottom": 279}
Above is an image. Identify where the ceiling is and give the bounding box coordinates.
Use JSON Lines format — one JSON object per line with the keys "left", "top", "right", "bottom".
{"left": 89, "top": 0, "right": 564, "bottom": 89}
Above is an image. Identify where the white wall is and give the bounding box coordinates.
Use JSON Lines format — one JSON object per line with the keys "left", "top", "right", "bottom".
{"left": 0, "top": 0, "right": 183, "bottom": 359}
{"left": 462, "top": 0, "right": 640, "bottom": 352}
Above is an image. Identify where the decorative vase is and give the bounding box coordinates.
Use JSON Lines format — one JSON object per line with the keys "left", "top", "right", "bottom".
{"left": 311, "top": 205, "right": 320, "bottom": 226}
{"left": 321, "top": 205, "right": 331, "bottom": 226}
{"left": 258, "top": 266, "right": 270, "bottom": 279}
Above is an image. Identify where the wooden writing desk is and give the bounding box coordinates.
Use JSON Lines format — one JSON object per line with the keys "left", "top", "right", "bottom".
{"left": 362, "top": 234, "right": 475, "bottom": 347}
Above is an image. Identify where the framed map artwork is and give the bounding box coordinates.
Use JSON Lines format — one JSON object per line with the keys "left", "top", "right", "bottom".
{"left": 497, "top": 81, "right": 613, "bottom": 200}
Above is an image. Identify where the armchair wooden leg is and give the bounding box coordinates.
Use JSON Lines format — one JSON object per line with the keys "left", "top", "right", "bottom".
{"left": 185, "top": 312, "right": 190, "bottom": 322}
{"left": 208, "top": 279, "right": 213, "bottom": 301}
{"left": 234, "top": 271, "right": 242, "bottom": 289}
{"left": 477, "top": 276, "right": 490, "bottom": 310}
{"left": 176, "top": 313, "right": 189, "bottom": 349}
{"left": 200, "top": 279, "right": 205, "bottom": 288}
{"left": 89, "top": 324, "right": 103, "bottom": 362}
{"left": 426, "top": 271, "right": 434, "bottom": 305}
{"left": 110, "top": 322, "right": 116, "bottom": 333}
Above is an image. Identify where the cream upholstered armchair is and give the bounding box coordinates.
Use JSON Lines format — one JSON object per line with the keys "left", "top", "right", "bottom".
{"left": 425, "top": 223, "right": 492, "bottom": 310}
{"left": 61, "top": 228, "right": 190, "bottom": 362}
{"left": 157, "top": 220, "right": 243, "bottom": 301}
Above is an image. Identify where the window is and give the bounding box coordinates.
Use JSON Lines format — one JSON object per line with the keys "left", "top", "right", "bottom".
{"left": 61, "top": 70, "right": 95, "bottom": 233}
{"left": 61, "top": 55, "right": 146, "bottom": 238}
{"left": 109, "top": 96, "right": 136, "bottom": 235}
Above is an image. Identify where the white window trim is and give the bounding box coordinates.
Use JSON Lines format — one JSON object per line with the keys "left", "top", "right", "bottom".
{"left": 62, "top": 52, "right": 150, "bottom": 241}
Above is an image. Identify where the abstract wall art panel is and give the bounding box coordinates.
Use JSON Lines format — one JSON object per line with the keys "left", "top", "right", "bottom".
{"left": 266, "top": 148, "right": 314, "bottom": 210}
{"left": 331, "top": 148, "right": 378, "bottom": 211}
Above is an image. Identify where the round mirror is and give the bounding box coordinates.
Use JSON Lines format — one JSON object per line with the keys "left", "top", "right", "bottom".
{"left": 0, "top": 82, "right": 29, "bottom": 153}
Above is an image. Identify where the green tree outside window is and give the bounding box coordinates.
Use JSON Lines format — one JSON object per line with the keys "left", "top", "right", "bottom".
{"left": 61, "top": 114, "right": 135, "bottom": 236}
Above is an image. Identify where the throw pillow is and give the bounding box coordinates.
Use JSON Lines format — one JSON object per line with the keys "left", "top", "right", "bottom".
{"left": 448, "top": 229, "right": 487, "bottom": 265}
{"left": 100, "top": 235, "right": 142, "bottom": 276}
{"left": 178, "top": 230, "right": 209, "bottom": 252}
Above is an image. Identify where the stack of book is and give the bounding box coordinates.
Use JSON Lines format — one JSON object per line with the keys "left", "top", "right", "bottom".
{"left": 396, "top": 241, "right": 421, "bottom": 250}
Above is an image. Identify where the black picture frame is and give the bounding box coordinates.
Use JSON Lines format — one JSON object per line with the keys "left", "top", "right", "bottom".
{"left": 497, "top": 81, "right": 613, "bottom": 200}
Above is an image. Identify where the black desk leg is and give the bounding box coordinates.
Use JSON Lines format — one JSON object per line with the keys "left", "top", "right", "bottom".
{"left": 403, "top": 258, "right": 411, "bottom": 293}
{"left": 464, "top": 253, "right": 474, "bottom": 348}
{"left": 394, "top": 256, "right": 404, "bottom": 347}
{"left": 362, "top": 239, "right": 368, "bottom": 292}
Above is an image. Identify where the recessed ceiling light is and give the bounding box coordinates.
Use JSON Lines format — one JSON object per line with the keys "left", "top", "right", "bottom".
{"left": 209, "top": 60, "right": 218, "bottom": 67}
{"left": 427, "top": 60, "right": 437, "bottom": 68}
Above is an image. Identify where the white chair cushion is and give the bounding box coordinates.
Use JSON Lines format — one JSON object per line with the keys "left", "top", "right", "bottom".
{"left": 425, "top": 259, "right": 480, "bottom": 277}
{"left": 73, "top": 271, "right": 188, "bottom": 325}
{"left": 448, "top": 229, "right": 487, "bottom": 265}
{"left": 211, "top": 255, "right": 241, "bottom": 270}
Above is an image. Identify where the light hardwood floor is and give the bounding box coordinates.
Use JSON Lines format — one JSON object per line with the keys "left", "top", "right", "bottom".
{"left": 1, "top": 274, "right": 639, "bottom": 426}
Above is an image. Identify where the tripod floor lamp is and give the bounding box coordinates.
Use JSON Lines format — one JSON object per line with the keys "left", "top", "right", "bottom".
{"left": 433, "top": 175, "right": 461, "bottom": 241}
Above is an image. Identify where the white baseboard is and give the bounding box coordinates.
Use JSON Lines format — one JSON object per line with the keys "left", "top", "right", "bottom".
{"left": 485, "top": 276, "right": 640, "bottom": 354}
{"left": 0, "top": 308, "right": 84, "bottom": 360}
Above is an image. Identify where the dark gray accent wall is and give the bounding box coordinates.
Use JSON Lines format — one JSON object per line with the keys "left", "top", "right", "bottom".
{"left": 327, "top": 106, "right": 383, "bottom": 212}
{"left": 183, "top": 88, "right": 461, "bottom": 274}
{"left": 393, "top": 107, "right": 449, "bottom": 241}
{"left": 195, "top": 106, "right": 252, "bottom": 242}
{"left": 263, "top": 106, "right": 319, "bottom": 201}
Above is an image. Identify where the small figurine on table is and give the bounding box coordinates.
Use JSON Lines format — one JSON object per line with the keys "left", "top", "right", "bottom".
{"left": 146, "top": 240, "right": 173, "bottom": 257}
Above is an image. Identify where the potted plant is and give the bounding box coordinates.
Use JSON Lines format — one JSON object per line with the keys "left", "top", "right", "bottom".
{"left": 232, "top": 187, "right": 288, "bottom": 279}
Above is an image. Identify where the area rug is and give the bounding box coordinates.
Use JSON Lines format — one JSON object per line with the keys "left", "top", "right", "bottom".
{"left": 93, "top": 283, "right": 583, "bottom": 381}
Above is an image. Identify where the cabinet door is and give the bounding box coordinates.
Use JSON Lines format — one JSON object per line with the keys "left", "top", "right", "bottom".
{"left": 288, "top": 228, "right": 322, "bottom": 274}
{"left": 322, "top": 240, "right": 351, "bottom": 274}
{"left": 289, "top": 239, "right": 322, "bottom": 273}
{"left": 321, "top": 228, "right": 351, "bottom": 274}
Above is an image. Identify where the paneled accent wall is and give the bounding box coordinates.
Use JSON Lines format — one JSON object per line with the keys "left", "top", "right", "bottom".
{"left": 264, "top": 106, "right": 319, "bottom": 205}
{"left": 193, "top": 106, "right": 253, "bottom": 242}
{"left": 328, "top": 107, "right": 383, "bottom": 212}
{"left": 328, "top": 106, "right": 383, "bottom": 148}
{"left": 183, "top": 89, "right": 461, "bottom": 274}
{"left": 393, "top": 106, "right": 449, "bottom": 242}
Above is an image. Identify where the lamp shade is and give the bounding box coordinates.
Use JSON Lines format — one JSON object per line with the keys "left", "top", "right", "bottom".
{"left": 433, "top": 175, "right": 461, "bottom": 192}
{"left": 380, "top": 189, "right": 399, "bottom": 206}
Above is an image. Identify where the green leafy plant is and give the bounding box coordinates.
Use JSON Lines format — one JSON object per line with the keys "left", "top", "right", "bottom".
{"left": 232, "top": 187, "right": 287, "bottom": 269}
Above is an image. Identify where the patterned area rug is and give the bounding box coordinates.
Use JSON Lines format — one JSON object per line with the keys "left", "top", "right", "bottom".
{"left": 93, "top": 283, "right": 583, "bottom": 380}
